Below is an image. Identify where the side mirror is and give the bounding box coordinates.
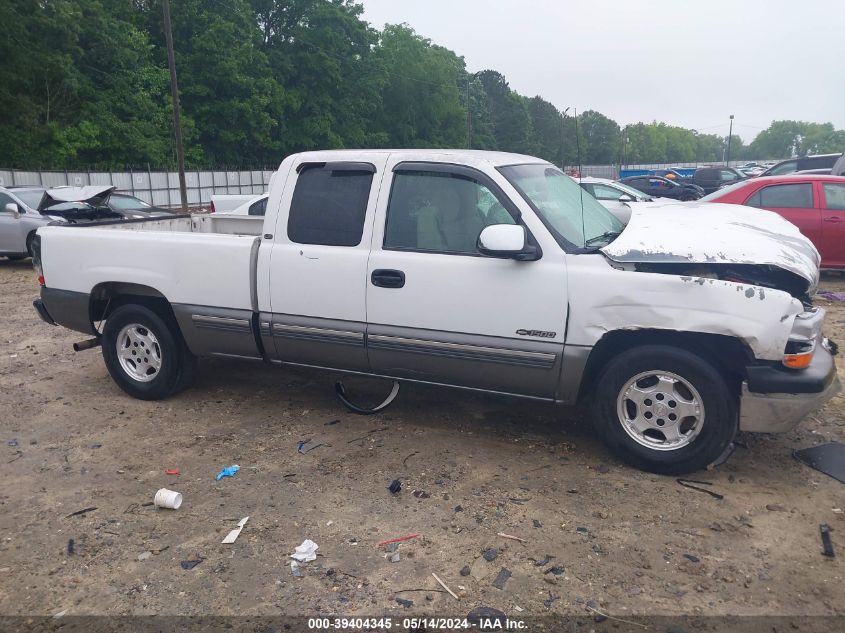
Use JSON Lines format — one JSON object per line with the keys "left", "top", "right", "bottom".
{"left": 618, "top": 194, "right": 635, "bottom": 203}
{"left": 3, "top": 203, "right": 21, "bottom": 219}
{"left": 478, "top": 224, "right": 538, "bottom": 260}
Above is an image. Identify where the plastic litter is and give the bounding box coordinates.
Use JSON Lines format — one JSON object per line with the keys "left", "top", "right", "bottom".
{"left": 291, "top": 539, "right": 319, "bottom": 562}
{"left": 388, "top": 479, "right": 402, "bottom": 494}
{"left": 154, "top": 488, "right": 182, "bottom": 510}
{"left": 821, "top": 524, "right": 835, "bottom": 558}
{"left": 412, "top": 490, "right": 430, "bottom": 499}
{"left": 65, "top": 507, "right": 97, "bottom": 519}
{"left": 377, "top": 534, "right": 420, "bottom": 547}
{"left": 67, "top": 539, "right": 75, "bottom": 555}
{"left": 794, "top": 442, "right": 845, "bottom": 484}
{"left": 297, "top": 440, "right": 324, "bottom": 454}
{"left": 180, "top": 557, "right": 204, "bottom": 570}
{"left": 6, "top": 439, "right": 17, "bottom": 447}
{"left": 165, "top": 468, "right": 180, "bottom": 476}
{"left": 290, "top": 560, "right": 302, "bottom": 577}
{"left": 138, "top": 551, "right": 152, "bottom": 561}
{"left": 395, "top": 597, "right": 413, "bottom": 608}
{"left": 221, "top": 517, "right": 249, "bottom": 544}
{"left": 215, "top": 464, "right": 240, "bottom": 481}
{"left": 492, "top": 567, "right": 511, "bottom": 590}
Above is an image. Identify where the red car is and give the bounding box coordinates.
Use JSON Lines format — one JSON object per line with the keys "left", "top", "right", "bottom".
{"left": 701, "top": 175, "right": 845, "bottom": 268}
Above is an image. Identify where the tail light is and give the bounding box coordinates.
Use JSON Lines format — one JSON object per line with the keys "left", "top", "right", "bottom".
{"left": 31, "top": 233, "right": 45, "bottom": 286}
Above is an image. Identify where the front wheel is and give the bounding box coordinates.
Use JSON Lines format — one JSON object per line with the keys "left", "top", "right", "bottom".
{"left": 591, "top": 345, "right": 737, "bottom": 474}
{"left": 102, "top": 304, "right": 196, "bottom": 400}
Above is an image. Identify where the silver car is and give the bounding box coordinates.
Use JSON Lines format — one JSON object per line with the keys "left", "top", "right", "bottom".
{"left": 0, "top": 186, "right": 52, "bottom": 259}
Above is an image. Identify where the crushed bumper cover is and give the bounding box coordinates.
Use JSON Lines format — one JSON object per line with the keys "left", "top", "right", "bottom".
{"left": 740, "top": 339, "right": 840, "bottom": 433}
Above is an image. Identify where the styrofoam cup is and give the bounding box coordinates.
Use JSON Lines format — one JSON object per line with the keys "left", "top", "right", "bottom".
{"left": 154, "top": 488, "right": 183, "bottom": 510}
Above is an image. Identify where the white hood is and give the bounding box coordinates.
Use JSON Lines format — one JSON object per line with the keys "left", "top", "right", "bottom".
{"left": 601, "top": 203, "right": 820, "bottom": 291}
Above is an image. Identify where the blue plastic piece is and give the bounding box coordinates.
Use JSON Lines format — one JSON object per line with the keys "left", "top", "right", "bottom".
{"left": 215, "top": 464, "right": 240, "bottom": 481}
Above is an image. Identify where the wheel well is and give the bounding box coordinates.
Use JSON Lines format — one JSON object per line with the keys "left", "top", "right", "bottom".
{"left": 89, "top": 282, "right": 175, "bottom": 325}
{"left": 577, "top": 329, "right": 754, "bottom": 403}
{"left": 25, "top": 230, "right": 37, "bottom": 255}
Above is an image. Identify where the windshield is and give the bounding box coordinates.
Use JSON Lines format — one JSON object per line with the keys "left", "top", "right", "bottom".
{"left": 500, "top": 164, "right": 624, "bottom": 250}
{"left": 15, "top": 190, "right": 45, "bottom": 209}
{"left": 109, "top": 195, "right": 150, "bottom": 210}
{"left": 699, "top": 179, "right": 749, "bottom": 201}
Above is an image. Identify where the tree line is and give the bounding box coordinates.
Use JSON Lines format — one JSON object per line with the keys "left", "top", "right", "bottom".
{"left": 2, "top": 0, "right": 843, "bottom": 170}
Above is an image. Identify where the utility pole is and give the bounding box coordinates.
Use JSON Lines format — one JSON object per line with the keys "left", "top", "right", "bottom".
{"left": 163, "top": 0, "right": 188, "bottom": 212}
{"left": 466, "top": 76, "right": 471, "bottom": 149}
{"left": 726, "top": 114, "right": 735, "bottom": 166}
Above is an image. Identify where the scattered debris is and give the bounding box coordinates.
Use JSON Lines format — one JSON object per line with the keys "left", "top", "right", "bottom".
{"left": 290, "top": 561, "right": 302, "bottom": 577}
{"left": 575, "top": 527, "right": 589, "bottom": 535}
{"left": 335, "top": 380, "right": 400, "bottom": 414}
{"left": 497, "top": 532, "right": 526, "bottom": 543}
{"left": 533, "top": 555, "right": 553, "bottom": 567}
{"left": 66, "top": 539, "right": 75, "bottom": 555}
{"left": 818, "top": 291, "right": 845, "bottom": 301}
{"left": 432, "top": 572, "right": 459, "bottom": 600}
{"left": 7, "top": 439, "right": 18, "bottom": 447}
{"left": 596, "top": 463, "right": 610, "bottom": 474}
{"left": 492, "top": 567, "right": 511, "bottom": 590}
{"left": 402, "top": 451, "right": 419, "bottom": 466}
{"left": 533, "top": 519, "right": 543, "bottom": 528}
{"left": 820, "top": 524, "right": 835, "bottom": 558}
{"left": 388, "top": 479, "right": 402, "bottom": 494}
{"left": 676, "top": 478, "right": 724, "bottom": 499}
{"left": 766, "top": 504, "right": 787, "bottom": 512}
{"left": 180, "top": 557, "right": 204, "bottom": 570}
{"left": 482, "top": 548, "right": 498, "bottom": 562}
{"left": 542, "top": 591, "right": 560, "bottom": 608}
{"left": 291, "top": 539, "right": 319, "bottom": 562}
{"left": 153, "top": 488, "right": 183, "bottom": 510}
{"left": 325, "top": 419, "right": 340, "bottom": 425}
{"left": 509, "top": 497, "right": 530, "bottom": 505}
{"left": 389, "top": 553, "right": 401, "bottom": 563}
{"left": 544, "top": 566, "right": 564, "bottom": 576}
{"left": 794, "top": 442, "right": 845, "bottom": 484}
{"left": 215, "top": 464, "right": 240, "bottom": 481}
{"left": 395, "top": 597, "right": 413, "bottom": 608}
{"left": 221, "top": 517, "right": 249, "bottom": 544}
{"left": 460, "top": 565, "right": 471, "bottom": 576}
{"left": 138, "top": 551, "right": 152, "bottom": 561}
{"left": 297, "top": 439, "right": 324, "bottom": 454}
{"left": 412, "top": 490, "right": 430, "bottom": 499}
{"left": 65, "top": 507, "right": 97, "bottom": 519}
{"left": 377, "top": 534, "right": 419, "bottom": 547}
{"left": 454, "top": 505, "right": 464, "bottom": 512}
{"left": 165, "top": 468, "right": 180, "bottom": 476}
{"left": 683, "top": 554, "right": 700, "bottom": 563}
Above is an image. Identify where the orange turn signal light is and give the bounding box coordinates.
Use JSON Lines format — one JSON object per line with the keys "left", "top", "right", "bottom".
{"left": 782, "top": 352, "right": 813, "bottom": 369}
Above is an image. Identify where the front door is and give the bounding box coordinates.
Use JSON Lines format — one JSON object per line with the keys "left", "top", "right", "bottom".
{"left": 265, "top": 158, "right": 387, "bottom": 371}
{"left": 0, "top": 193, "right": 24, "bottom": 254}
{"left": 821, "top": 181, "right": 845, "bottom": 268}
{"left": 365, "top": 160, "right": 567, "bottom": 399}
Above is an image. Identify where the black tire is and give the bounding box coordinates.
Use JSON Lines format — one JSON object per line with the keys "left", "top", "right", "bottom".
{"left": 6, "top": 255, "right": 26, "bottom": 261}
{"left": 102, "top": 304, "right": 196, "bottom": 400}
{"left": 25, "top": 231, "right": 36, "bottom": 257}
{"left": 590, "top": 345, "right": 737, "bottom": 475}
{"left": 680, "top": 192, "right": 697, "bottom": 202}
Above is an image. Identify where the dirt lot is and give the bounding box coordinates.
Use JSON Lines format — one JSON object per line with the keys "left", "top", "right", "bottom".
{"left": 1, "top": 258, "right": 844, "bottom": 626}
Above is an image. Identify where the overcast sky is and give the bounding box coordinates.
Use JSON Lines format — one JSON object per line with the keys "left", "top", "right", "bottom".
{"left": 360, "top": 0, "right": 844, "bottom": 142}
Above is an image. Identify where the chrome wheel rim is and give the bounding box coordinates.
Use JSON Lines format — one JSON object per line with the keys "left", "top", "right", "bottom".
{"left": 616, "top": 370, "right": 704, "bottom": 451}
{"left": 116, "top": 323, "right": 162, "bottom": 383}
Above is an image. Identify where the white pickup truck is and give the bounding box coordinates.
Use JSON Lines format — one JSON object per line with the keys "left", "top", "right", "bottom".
{"left": 32, "top": 150, "right": 839, "bottom": 474}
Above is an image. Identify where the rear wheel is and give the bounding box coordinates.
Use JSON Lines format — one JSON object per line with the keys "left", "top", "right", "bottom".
{"left": 591, "top": 345, "right": 737, "bottom": 474}
{"left": 102, "top": 304, "right": 196, "bottom": 400}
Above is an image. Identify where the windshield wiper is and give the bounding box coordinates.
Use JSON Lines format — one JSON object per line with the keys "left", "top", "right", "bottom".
{"left": 583, "top": 230, "right": 623, "bottom": 248}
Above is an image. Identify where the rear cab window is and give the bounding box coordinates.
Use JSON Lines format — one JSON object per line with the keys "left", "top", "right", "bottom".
{"left": 287, "top": 163, "right": 375, "bottom": 246}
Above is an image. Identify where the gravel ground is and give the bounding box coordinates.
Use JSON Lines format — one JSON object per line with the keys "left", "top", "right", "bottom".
{"left": 1, "top": 258, "right": 844, "bottom": 626}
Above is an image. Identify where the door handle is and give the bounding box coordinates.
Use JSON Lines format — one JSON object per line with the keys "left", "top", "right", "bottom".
{"left": 823, "top": 217, "right": 841, "bottom": 223}
{"left": 371, "top": 269, "right": 405, "bottom": 288}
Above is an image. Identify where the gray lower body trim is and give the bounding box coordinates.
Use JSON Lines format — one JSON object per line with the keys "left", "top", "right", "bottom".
{"left": 366, "top": 324, "right": 563, "bottom": 398}
{"left": 270, "top": 313, "right": 369, "bottom": 372}
{"left": 557, "top": 344, "right": 592, "bottom": 404}
{"left": 39, "top": 287, "right": 95, "bottom": 335}
{"left": 173, "top": 304, "right": 260, "bottom": 359}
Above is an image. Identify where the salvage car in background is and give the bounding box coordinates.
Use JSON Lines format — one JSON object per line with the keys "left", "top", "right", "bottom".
{"left": 577, "top": 177, "right": 676, "bottom": 222}
{"left": 1, "top": 185, "right": 175, "bottom": 260}
{"left": 33, "top": 150, "right": 838, "bottom": 475}
{"left": 758, "top": 153, "right": 843, "bottom": 177}
{"left": 619, "top": 175, "right": 704, "bottom": 200}
{"left": 690, "top": 166, "right": 746, "bottom": 194}
{"left": 701, "top": 175, "right": 845, "bottom": 268}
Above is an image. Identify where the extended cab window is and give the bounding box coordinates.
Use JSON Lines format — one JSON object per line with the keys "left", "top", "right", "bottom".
{"left": 384, "top": 171, "right": 515, "bottom": 254}
{"left": 287, "top": 165, "right": 374, "bottom": 246}
{"left": 248, "top": 197, "right": 267, "bottom": 216}
{"left": 746, "top": 183, "right": 813, "bottom": 209}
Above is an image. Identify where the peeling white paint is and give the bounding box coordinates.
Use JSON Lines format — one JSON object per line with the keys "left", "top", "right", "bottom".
{"left": 601, "top": 203, "right": 820, "bottom": 292}
{"left": 566, "top": 255, "right": 804, "bottom": 360}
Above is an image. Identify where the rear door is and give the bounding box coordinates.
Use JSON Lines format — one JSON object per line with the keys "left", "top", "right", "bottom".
{"left": 820, "top": 181, "right": 845, "bottom": 268}
{"left": 265, "top": 158, "right": 387, "bottom": 371}
{"left": 744, "top": 182, "right": 822, "bottom": 259}
{"left": 365, "top": 159, "right": 567, "bottom": 399}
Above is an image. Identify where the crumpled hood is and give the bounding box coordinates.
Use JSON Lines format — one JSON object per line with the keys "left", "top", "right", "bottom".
{"left": 601, "top": 202, "right": 821, "bottom": 292}
{"left": 38, "top": 185, "right": 116, "bottom": 211}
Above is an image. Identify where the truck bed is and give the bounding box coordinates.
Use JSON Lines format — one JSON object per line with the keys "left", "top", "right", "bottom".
{"left": 38, "top": 214, "right": 264, "bottom": 311}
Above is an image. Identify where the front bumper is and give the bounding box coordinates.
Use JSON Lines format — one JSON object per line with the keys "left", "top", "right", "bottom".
{"left": 740, "top": 339, "right": 841, "bottom": 433}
